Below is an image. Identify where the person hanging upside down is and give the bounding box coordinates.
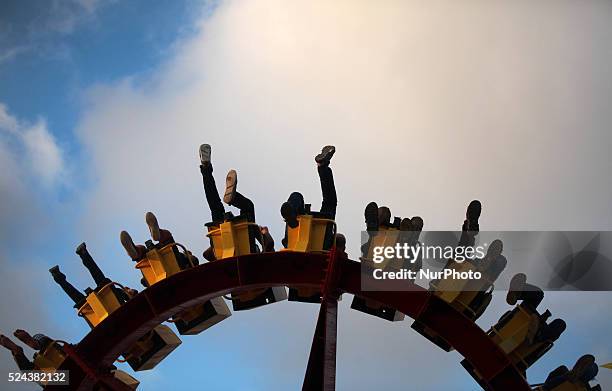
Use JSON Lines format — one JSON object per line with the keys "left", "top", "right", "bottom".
{"left": 280, "top": 145, "right": 340, "bottom": 249}
{"left": 49, "top": 243, "right": 134, "bottom": 308}
{"left": 198, "top": 144, "right": 274, "bottom": 259}
{"left": 539, "top": 355, "right": 600, "bottom": 391}
{"left": 0, "top": 330, "right": 53, "bottom": 370}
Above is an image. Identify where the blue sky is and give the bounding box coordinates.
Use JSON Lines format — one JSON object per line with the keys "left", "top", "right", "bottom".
{"left": 1, "top": 1, "right": 611, "bottom": 390}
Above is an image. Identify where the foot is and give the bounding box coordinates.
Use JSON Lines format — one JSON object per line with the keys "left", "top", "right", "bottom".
{"left": 378, "top": 206, "right": 391, "bottom": 226}
{"left": 506, "top": 273, "right": 527, "bottom": 305}
{"left": 145, "top": 212, "right": 161, "bottom": 242}
{"left": 364, "top": 202, "right": 379, "bottom": 231}
{"left": 399, "top": 218, "right": 413, "bottom": 231}
{"left": 223, "top": 169, "right": 237, "bottom": 204}
{"left": 411, "top": 216, "right": 424, "bottom": 232}
{"left": 569, "top": 354, "right": 597, "bottom": 383}
{"left": 486, "top": 239, "right": 503, "bottom": 259}
{"left": 281, "top": 202, "right": 299, "bottom": 228}
{"left": 49, "top": 265, "right": 64, "bottom": 280}
{"left": 199, "top": 144, "right": 211, "bottom": 166}
{"left": 120, "top": 231, "right": 140, "bottom": 261}
{"left": 315, "top": 145, "right": 336, "bottom": 166}
{"left": 75, "top": 242, "right": 87, "bottom": 256}
{"left": 335, "top": 233, "right": 346, "bottom": 252}
{"left": 0, "top": 335, "right": 23, "bottom": 354}
{"left": 466, "top": 200, "right": 482, "bottom": 231}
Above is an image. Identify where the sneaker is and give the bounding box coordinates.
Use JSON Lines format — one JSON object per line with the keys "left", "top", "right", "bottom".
{"left": 399, "top": 217, "right": 413, "bottom": 231}
{"left": 49, "top": 265, "right": 62, "bottom": 278}
{"left": 364, "top": 202, "right": 379, "bottom": 231}
{"left": 569, "top": 354, "right": 597, "bottom": 382}
{"left": 466, "top": 200, "right": 482, "bottom": 231}
{"left": 145, "top": 212, "right": 161, "bottom": 242}
{"left": 75, "top": 242, "right": 87, "bottom": 256}
{"left": 199, "top": 144, "right": 211, "bottom": 166}
{"left": 411, "top": 216, "right": 424, "bottom": 232}
{"left": 378, "top": 206, "right": 391, "bottom": 226}
{"left": 223, "top": 169, "right": 237, "bottom": 204}
{"left": 486, "top": 239, "right": 503, "bottom": 259}
{"left": 506, "top": 273, "right": 527, "bottom": 305}
{"left": 281, "top": 202, "right": 299, "bottom": 228}
{"left": 315, "top": 145, "right": 336, "bottom": 165}
{"left": 120, "top": 231, "right": 139, "bottom": 260}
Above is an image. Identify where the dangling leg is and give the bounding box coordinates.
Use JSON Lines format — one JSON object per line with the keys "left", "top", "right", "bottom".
{"left": 13, "top": 330, "right": 42, "bottom": 350}
{"left": 507, "top": 273, "right": 544, "bottom": 310}
{"left": 145, "top": 212, "right": 175, "bottom": 246}
{"left": 222, "top": 170, "right": 256, "bottom": 222}
{"left": 316, "top": 145, "right": 337, "bottom": 219}
{"left": 76, "top": 243, "right": 111, "bottom": 290}
{"left": 0, "top": 335, "right": 34, "bottom": 370}
{"left": 49, "top": 266, "right": 86, "bottom": 305}
{"left": 199, "top": 144, "right": 225, "bottom": 223}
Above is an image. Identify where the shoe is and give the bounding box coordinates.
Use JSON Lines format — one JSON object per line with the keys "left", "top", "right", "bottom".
{"left": 75, "top": 242, "right": 87, "bottom": 255}
{"left": 378, "top": 206, "right": 391, "bottom": 226}
{"left": 199, "top": 144, "right": 211, "bottom": 166}
{"left": 120, "top": 231, "right": 139, "bottom": 260}
{"left": 281, "top": 202, "right": 299, "bottom": 228}
{"left": 49, "top": 265, "right": 65, "bottom": 278}
{"left": 223, "top": 169, "right": 237, "bottom": 204}
{"left": 486, "top": 239, "right": 503, "bottom": 259}
{"left": 335, "top": 233, "right": 346, "bottom": 252}
{"left": 145, "top": 212, "right": 161, "bottom": 241}
{"left": 466, "top": 200, "right": 482, "bottom": 231}
{"left": 400, "top": 218, "right": 413, "bottom": 231}
{"left": 506, "top": 273, "right": 527, "bottom": 305}
{"left": 364, "top": 202, "right": 379, "bottom": 231}
{"left": 569, "top": 354, "right": 597, "bottom": 382}
{"left": 315, "top": 145, "right": 336, "bottom": 165}
{"left": 411, "top": 216, "right": 424, "bottom": 232}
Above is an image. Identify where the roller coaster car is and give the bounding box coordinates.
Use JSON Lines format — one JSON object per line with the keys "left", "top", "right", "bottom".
{"left": 136, "top": 241, "right": 231, "bottom": 335}
{"left": 111, "top": 370, "right": 140, "bottom": 390}
{"left": 207, "top": 216, "right": 287, "bottom": 311}
{"left": 122, "top": 325, "right": 181, "bottom": 372}
{"left": 282, "top": 211, "right": 336, "bottom": 254}
{"left": 350, "top": 296, "right": 405, "bottom": 322}
{"left": 461, "top": 305, "right": 557, "bottom": 388}
{"left": 31, "top": 341, "right": 140, "bottom": 389}
{"left": 412, "top": 260, "right": 494, "bottom": 352}
{"left": 77, "top": 283, "right": 182, "bottom": 371}
{"left": 532, "top": 377, "right": 601, "bottom": 391}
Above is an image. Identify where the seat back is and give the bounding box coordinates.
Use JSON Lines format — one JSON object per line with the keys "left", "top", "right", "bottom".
{"left": 283, "top": 214, "right": 336, "bottom": 253}
{"left": 78, "top": 283, "right": 123, "bottom": 327}
{"left": 33, "top": 341, "right": 66, "bottom": 371}
{"left": 136, "top": 243, "right": 189, "bottom": 286}
{"left": 488, "top": 305, "right": 534, "bottom": 354}
{"left": 207, "top": 219, "right": 259, "bottom": 259}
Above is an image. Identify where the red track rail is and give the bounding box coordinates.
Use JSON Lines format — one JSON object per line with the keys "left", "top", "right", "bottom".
{"left": 44, "top": 252, "right": 530, "bottom": 391}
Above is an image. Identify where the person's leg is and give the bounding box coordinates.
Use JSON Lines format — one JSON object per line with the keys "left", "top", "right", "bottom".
{"left": 120, "top": 231, "right": 147, "bottom": 261}
{"left": 316, "top": 146, "right": 337, "bottom": 218}
{"left": 507, "top": 273, "right": 544, "bottom": 309}
{"left": 260, "top": 226, "right": 275, "bottom": 252}
{"left": 0, "top": 335, "right": 34, "bottom": 370}
{"left": 222, "top": 170, "right": 256, "bottom": 222}
{"left": 145, "top": 212, "right": 174, "bottom": 246}
{"left": 76, "top": 243, "right": 111, "bottom": 289}
{"left": 13, "top": 330, "right": 41, "bottom": 350}
{"left": 49, "top": 266, "right": 86, "bottom": 305}
{"left": 538, "top": 318, "right": 566, "bottom": 342}
{"left": 199, "top": 144, "right": 225, "bottom": 223}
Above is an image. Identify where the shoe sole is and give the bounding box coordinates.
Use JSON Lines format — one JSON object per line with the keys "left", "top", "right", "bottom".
{"left": 223, "top": 170, "right": 237, "bottom": 204}
{"left": 315, "top": 145, "right": 336, "bottom": 163}
{"left": 199, "top": 144, "right": 211, "bottom": 165}
{"left": 120, "top": 231, "right": 139, "bottom": 259}
{"left": 506, "top": 273, "right": 527, "bottom": 305}
{"left": 145, "top": 212, "right": 161, "bottom": 241}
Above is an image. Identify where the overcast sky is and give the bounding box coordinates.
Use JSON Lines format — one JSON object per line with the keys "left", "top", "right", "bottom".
{"left": 0, "top": 1, "right": 611, "bottom": 390}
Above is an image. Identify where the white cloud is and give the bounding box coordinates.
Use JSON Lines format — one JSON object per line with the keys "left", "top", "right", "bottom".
{"left": 0, "top": 103, "right": 65, "bottom": 186}
{"left": 70, "top": 1, "right": 612, "bottom": 389}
